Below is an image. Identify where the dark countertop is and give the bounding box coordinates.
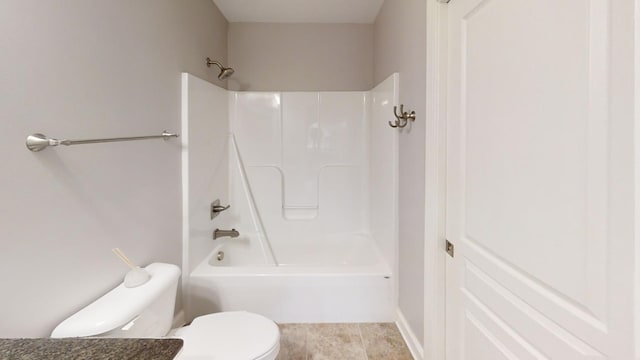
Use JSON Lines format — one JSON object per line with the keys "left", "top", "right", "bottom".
{"left": 0, "top": 338, "right": 183, "bottom": 360}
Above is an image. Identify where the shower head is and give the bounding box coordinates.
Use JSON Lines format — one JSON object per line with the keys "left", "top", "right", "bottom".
{"left": 206, "top": 58, "right": 235, "bottom": 80}
{"left": 218, "top": 67, "right": 235, "bottom": 80}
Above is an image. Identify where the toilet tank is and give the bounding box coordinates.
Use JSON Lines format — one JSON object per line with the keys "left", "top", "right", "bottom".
{"left": 51, "top": 263, "right": 181, "bottom": 338}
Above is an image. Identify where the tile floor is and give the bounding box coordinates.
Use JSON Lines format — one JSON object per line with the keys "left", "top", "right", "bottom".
{"left": 276, "top": 323, "right": 414, "bottom": 360}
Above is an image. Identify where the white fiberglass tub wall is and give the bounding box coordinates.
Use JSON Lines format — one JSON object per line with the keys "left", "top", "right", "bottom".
{"left": 230, "top": 91, "right": 370, "bottom": 265}
{"left": 180, "top": 73, "right": 229, "bottom": 288}
{"left": 182, "top": 73, "right": 399, "bottom": 323}
{"left": 190, "top": 137, "right": 393, "bottom": 322}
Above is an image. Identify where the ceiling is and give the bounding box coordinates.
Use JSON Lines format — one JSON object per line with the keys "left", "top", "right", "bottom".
{"left": 212, "top": 0, "right": 385, "bottom": 24}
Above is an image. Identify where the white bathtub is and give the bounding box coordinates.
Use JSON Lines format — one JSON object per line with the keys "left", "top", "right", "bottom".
{"left": 187, "top": 233, "right": 394, "bottom": 323}
{"left": 182, "top": 83, "right": 400, "bottom": 324}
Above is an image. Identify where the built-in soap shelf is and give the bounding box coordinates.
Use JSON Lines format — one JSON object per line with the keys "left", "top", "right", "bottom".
{"left": 283, "top": 207, "right": 318, "bottom": 220}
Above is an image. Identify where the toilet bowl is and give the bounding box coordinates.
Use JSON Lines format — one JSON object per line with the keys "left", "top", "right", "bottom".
{"left": 51, "top": 263, "right": 279, "bottom": 360}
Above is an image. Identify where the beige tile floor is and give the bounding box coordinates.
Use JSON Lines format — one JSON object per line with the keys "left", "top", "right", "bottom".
{"left": 276, "top": 323, "right": 414, "bottom": 360}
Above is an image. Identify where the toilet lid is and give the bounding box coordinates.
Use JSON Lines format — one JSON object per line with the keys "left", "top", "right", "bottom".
{"left": 178, "top": 311, "right": 280, "bottom": 360}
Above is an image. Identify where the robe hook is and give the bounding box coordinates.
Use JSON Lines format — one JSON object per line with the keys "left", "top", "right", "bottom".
{"left": 389, "top": 104, "right": 416, "bottom": 129}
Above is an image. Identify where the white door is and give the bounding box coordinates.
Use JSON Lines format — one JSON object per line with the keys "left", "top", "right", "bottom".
{"left": 444, "top": 0, "right": 637, "bottom": 359}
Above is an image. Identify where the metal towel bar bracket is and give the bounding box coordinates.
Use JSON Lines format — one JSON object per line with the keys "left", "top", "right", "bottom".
{"left": 26, "top": 131, "right": 179, "bottom": 152}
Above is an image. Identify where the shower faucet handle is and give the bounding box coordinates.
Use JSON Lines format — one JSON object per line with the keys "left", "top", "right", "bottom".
{"left": 211, "top": 199, "right": 231, "bottom": 220}
{"left": 212, "top": 204, "right": 231, "bottom": 212}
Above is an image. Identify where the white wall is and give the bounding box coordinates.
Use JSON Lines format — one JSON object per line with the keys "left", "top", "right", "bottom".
{"left": 0, "top": 1, "right": 227, "bottom": 337}
{"left": 374, "top": 0, "right": 427, "bottom": 347}
{"left": 227, "top": 23, "right": 374, "bottom": 91}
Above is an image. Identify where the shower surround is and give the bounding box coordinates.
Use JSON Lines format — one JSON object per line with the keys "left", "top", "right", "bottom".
{"left": 181, "top": 73, "right": 399, "bottom": 323}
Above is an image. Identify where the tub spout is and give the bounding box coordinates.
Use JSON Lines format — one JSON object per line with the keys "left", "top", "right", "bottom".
{"left": 213, "top": 228, "right": 240, "bottom": 240}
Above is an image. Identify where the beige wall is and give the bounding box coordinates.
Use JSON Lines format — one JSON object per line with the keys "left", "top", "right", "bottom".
{"left": 227, "top": 23, "right": 373, "bottom": 91}
{"left": 0, "top": 0, "right": 227, "bottom": 337}
{"left": 374, "top": 0, "right": 427, "bottom": 346}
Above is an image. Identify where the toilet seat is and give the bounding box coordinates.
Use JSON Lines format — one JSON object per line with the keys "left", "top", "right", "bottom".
{"left": 175, "top": 311, "right": 280, "bottom": 360}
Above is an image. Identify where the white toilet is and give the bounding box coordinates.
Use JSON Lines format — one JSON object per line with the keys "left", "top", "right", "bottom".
{"left": 51, "top": 263, "right": 280, "bottom": 360}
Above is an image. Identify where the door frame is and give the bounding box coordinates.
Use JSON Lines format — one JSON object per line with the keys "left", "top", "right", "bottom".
{"left": 423, "top": 1, "right": 448, "bottom": 359}
{"left": 635, "top": 0, "right": 640, "bottom": 358}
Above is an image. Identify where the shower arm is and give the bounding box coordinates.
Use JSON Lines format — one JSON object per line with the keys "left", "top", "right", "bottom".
{"left": 206, "top": 57, "right": 235, "bottom": 80}
{"left": 206, "top": 59, "right": 224, "bottom": 70}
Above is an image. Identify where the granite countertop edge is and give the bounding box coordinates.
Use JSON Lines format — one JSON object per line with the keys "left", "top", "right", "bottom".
{"left": 0, "top": 338, "right": 183, "bottom": 360}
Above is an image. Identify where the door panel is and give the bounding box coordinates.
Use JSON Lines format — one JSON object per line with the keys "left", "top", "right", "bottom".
{"left": 464, "top": 0, "right": 605, "bottom": 318}
{"left": 445, "top": 0, "right": 635, "bottom": 358}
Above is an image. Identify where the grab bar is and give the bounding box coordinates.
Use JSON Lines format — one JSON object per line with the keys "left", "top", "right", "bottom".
{"left": 26, "top": 131, "right": 179, "bottom": 152}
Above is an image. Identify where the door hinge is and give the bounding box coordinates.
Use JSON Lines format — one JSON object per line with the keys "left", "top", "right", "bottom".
{"left": 446, "top": 240, "right": 455, "bottom": 257}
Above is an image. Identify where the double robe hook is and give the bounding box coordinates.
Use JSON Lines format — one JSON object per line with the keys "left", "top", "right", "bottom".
{"left": 389, "top": 104, "right": 416, "bottom": 128}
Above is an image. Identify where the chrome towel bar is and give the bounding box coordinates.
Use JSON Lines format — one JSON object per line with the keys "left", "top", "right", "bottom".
{"left": 26, "top": 131, "right": 179, "bottom": 152}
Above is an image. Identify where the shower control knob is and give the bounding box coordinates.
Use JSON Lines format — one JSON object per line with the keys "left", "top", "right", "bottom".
{"left": 210, "top": 199, "right": 230, "bottom": 220}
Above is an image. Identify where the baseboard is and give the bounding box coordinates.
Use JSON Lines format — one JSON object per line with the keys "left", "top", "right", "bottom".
{"left": 396, "top": 308, "right": 424, "bottom": 360}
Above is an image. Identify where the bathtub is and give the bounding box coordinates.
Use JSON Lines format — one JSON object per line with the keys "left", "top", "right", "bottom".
{"left": 182, "top": 80, "right": 400, "bottom": 324}
{"left": 187, "top": 233, "right": 394, "bottom": 323}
